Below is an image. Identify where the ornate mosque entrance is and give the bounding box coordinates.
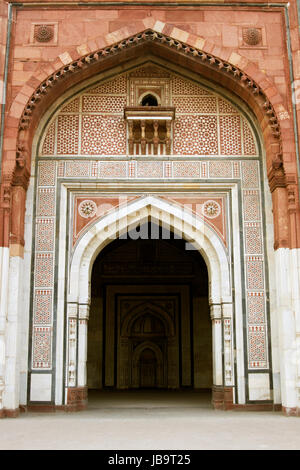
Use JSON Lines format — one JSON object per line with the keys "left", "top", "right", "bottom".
{"left": 87, "top": 223, "right": 212, "bottom": 392}
{"left": 7, "top": 47, "right": 275, "bottom": 413}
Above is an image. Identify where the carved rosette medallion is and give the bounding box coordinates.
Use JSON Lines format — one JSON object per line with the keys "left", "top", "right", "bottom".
{"left": 34, "top": 25, "right": 54, "bottom": 43}
{"left": 242, "top": 28, "right": 262, "bottom": 46}
{"left": 202, "top": 200, "right": 221, "bottom": 219}
{"left": 78, "top": 200, "right": 97, "bottom": 219}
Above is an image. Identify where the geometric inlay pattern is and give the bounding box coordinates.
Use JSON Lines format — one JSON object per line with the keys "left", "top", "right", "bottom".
{"left": 82, "top": 95, "right": 126, "bottom": 113}
{"left": 81, "top": 115, "right": 126, "bottom": 155}
{"left": 209, "top": 161, "right": 233, "bottom": 178}
{"left": 174, "top": 116, "right": 218, "bottom": 155}
{"left": 243, "top": 191, "right": 261, "bottom": 221}
{"left": 247, "top": 293, "right": 265, "bottom": 324}
{"left": 219, "top": 115, "right": 242, "bottom": 155}
{"left": 245, "top": 223, "right": 263, "bottom": 254}
{"left": 36, "top": 219, "right": 55, "bottom": 251}
{"left": 248, "top": 326, "right": 268, "bottom": 367}
{"left": 243, "top": 120, "right": 257, "bottom": 155}
{"left": 41, "top": 69, "right": 258, "bottom": 158}
{"left": 37, "top": 188, "right": 55, "bottom": 216}
{"left": 57, "top": 115, "right": 79, "bottom": 155}
{"left": 35, "top": 253, "right": 53, "bottom": 288}
{"left": 38, "top": 161, "right": 56, "bottom": 186}
{"left": 32, "top": 327, "right": 52, "bottom": 369}
{"left": 241, "top": 161, "right": 260, "bottom": 188}
{"left": 246, "top": 257, "right": 264, "bottom": 290}
{"left": 33, "top": 290, "right": 52, "bottom": 325}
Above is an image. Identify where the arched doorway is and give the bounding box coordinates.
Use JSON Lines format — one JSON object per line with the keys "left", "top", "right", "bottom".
{"left": 87, "top": 223, "right": 212, "bottom": 394}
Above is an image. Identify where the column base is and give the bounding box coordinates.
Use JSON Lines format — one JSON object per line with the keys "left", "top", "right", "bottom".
{"left": 0, "top": 408, "right": 20, "bottom": 418}
{"left": 212, "top": 385, "right": 234, "bottom": 410}
{"left": 282, "top": 406, "right": 300, "bottom": 417}
{"left": 66, "top": 386, "right": 88, "bottom": 411}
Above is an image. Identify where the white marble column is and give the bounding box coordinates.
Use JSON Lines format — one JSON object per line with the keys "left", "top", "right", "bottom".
{"left": 222, "top": 302, "right": 234, "bottom": 387}
{"left": 274, "top": 248, "right": 298, "bottom": 412}
{"left": 66, "top": 303, "right": 78, "bottom": 388}
{"left": 210, "top": 303, "right": 223, "bottom": 386}
{"left": 0, "top": 247, "right": 9, "bottom": 411}
{"left": 3, "top": 255, "right": 24, "bottom": 411}
{"left": 78, "top": 303, "right": 90, "bottom": 388}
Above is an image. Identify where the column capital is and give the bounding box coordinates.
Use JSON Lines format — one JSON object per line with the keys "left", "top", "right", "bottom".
{"left": 67, "top": 302, "right": 78, "bottom": 318}
{"left": 210, "top": 303, "right": 222, "bottom": 321}
{"left": 79, "top": 304, "right": 90, "bottom": 321}
{"left": 221, "top": 302, "right": 233, "bottom": 319}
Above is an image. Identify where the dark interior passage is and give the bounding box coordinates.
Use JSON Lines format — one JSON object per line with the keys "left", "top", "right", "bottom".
{"left": 87, "top": 222, "right": 212, "bottom": 391}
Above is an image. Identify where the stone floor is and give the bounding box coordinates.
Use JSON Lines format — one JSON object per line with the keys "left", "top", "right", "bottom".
{"left": 1, "top": 390, "right": 300, "bottom": 450}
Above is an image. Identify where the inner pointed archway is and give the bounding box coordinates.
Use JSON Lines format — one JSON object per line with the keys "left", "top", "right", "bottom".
{"left": 87, "top": 223, "right": 211, "bottom": 395}
{"left": 67, "top": 196, "right": 234, "bottom": 410}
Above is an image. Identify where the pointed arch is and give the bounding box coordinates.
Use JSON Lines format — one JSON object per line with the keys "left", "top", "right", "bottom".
{"left": 68, "top": 195, "right": 231, "bottom": 306}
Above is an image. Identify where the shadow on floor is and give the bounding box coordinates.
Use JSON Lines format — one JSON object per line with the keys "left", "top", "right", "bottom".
{"left": 87, "top": 389, "right": 213, "bottom": 410}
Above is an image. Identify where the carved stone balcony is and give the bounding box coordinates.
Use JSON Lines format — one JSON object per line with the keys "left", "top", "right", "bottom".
{"left": 124, "top": 106, "right": 175, "bottom": 155}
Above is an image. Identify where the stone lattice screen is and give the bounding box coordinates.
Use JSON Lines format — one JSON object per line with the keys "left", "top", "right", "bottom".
{"left": 41, "top": 70, "right": 257, "bottom": 157}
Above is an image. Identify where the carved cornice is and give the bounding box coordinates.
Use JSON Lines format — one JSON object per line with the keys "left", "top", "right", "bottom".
{"left": 17, "top": 29, "right": 282, "bottom": 145}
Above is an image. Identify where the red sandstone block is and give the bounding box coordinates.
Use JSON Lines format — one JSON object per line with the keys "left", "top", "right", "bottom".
{"left": 59, "top": 22, "right": 85, "bottom": 46}
{"left": 3, "top": 138, "right": 17, "bottom": 151}
{"left": 84, "top": 21, "right": 109, "bottom": 39}
{"left": 265, "top": 24, "right": 283, "bottom": 47}
{"left": 3, "top": 150, "right": 16, "bottom": 163}
{"left": 222, "top": 25, "right": 238, "bottom": 48}
{"left": 281, "top": 139, "right": 297, "bottom": 153}
{"left": 27, "top": 76, "right": 42, "bottom": 88}
{"left": 127, "top": 22, "right": 144, "bottom": 35}
{"left": 42, "top": 64, "right": 57, "bottom": 76}
{"left": 52, "top": 58, "right": 65, "bottom": 70}
{"left": 87, "top": 40, "right": 98, "bottom": 53}
{"left": 9, "top": 101, "right": 26, "bottom": 119}
{"left": 211, "top": 45, "right": 223, "bottom": 59}
{"left": 149, "top": 11, "right": 165, "bottom": 21}
{"left": 5, "top": 127, "right": 18, "bottom": 139}
{"left": 161, "top": 23, "right": 174, "bottom": 36}
{"left": 142, "top": 16, "right": 156, "bottom": 29}
{"left": 5, "top": 116, "right": 20, "bottom": 129}
{"left": 67, "top": 47, "right": 81, "bottom": 61}
{"left": 166, "top": 11, "right": 204, "bottom": 22}
{"left": 12, "top": 71, "right": 33, "bottom": 85}
{"left": 19, "top": 84, "right": 36, "bottom": 98}
{"left": 203, "top": 39, "right": 216, "bottom": 54}
{"left": 77, "top": 44, "right": 90, "bottom": 56}
{"left": 284, "top": 162, "right": 298, "bottom": 174}
{"left": 187, "top": 33, "right": 205, "bottom": 50}
{"left": 94, "top": 10, "right": 119, "bottom": 20}
{"left": 108, "top": 21, "right": 130, "bottom": 33}
{"left": 95, "top": 37, "right": 107, "bottom": 50}
{"left": 118, "top": 10, "right": 148, "bottom": 20}
{"left": 23, "top": 62, "right": 38, "bottom": 72}
{"left": 13, "top": 62, "right": 23, "bottom": 72}
{"left": 15, "top": 92, "right": 30, "bottom": 106}
{"left": 14, "top": 46, "right": 42, "bottom": 60}
{"left": 263, "top": 58, "right": 285, "bottom": 72}
{"left": 290, "top": 27, "right": 300, "bottom": 52}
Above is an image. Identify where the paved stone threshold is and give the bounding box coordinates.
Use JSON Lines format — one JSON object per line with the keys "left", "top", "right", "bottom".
{"left": 1, "top": 391, "right": 300, "bottom": 450}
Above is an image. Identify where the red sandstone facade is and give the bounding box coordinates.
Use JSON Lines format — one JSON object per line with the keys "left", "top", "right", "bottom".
{"left": 1, "top": 0, "right": 300, "bottom": 417}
